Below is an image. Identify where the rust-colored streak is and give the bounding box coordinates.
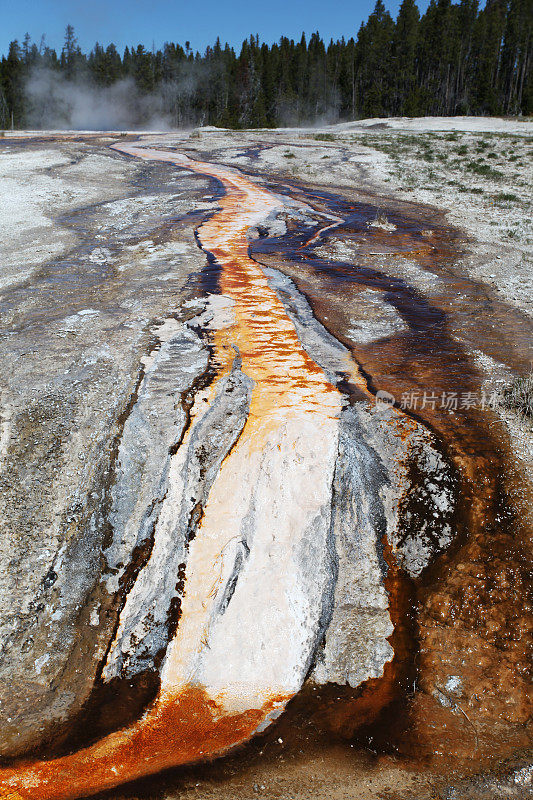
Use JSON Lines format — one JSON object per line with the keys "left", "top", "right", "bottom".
{"left": 114, "top": 144, "right": 346, "bottom": 431}
{"left": 0, "top": 688, "right": 289, "bottom": 800}
{"left": 0, "top": 143, "right": 348, "bottom": 799}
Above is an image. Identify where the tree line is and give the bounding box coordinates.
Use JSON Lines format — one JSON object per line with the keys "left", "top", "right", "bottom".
{"left": 1, "top": 0, "right": 531, "bottom": 129}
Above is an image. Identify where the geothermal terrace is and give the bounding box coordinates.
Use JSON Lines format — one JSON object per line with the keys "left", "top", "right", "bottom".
{"left": 0, "top": 117, "right": 531, "bottom": 799}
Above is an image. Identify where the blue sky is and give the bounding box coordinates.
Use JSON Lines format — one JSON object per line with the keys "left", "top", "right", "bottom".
{"left": 0, "top": 0, "right": 432, "bottom": 57}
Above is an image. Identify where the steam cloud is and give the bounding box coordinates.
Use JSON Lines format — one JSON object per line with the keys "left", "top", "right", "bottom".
{"left": 24, "top": 67, "right": 210, "bottom": 130}
{"left": 23, "top": 64, "right": 338, "bottom": 131}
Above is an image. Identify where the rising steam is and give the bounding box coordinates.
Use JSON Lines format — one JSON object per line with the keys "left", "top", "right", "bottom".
{"left": 24, "top": 66, "right": 211, "bottom": 130}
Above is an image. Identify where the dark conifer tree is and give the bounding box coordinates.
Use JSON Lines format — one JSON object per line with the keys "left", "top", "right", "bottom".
{"left": 3, "top": 41, "right": 23, "bottom": 126}
{"left": 61, "top": 24, "right": 81, "bottom": 79}
{"left": 393, "top": 0, "right": 420, "bottom": 114}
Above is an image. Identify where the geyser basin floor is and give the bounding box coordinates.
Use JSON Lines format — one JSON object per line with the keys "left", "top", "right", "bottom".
{"left": 0, "top": 143, "right": 366, "bottom": 797}
{"left": 0, "top": 125, "right": 528, "bottom": 797}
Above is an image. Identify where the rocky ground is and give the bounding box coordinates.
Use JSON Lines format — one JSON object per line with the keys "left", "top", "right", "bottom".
{"left": 0, "top": 118, "right": 531, "bottom": 800}
{"left": 0, "top": 137, "right": 212, "bottom": 757}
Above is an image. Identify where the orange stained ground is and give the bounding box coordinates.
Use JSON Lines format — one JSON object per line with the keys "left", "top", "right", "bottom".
{"left": 116, "top": 144, "right": 349, "bottom": 432}
{"left": 0, "top": 687, "right": 289, "bottom": 800}
{"left": 0, "top": 143, "right": 356, "bottom": 799}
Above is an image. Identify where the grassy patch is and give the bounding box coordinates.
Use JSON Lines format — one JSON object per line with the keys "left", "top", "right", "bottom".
{"left": 358, "top": 133, "right": 436, "bottom": 157}
{"left": 455, "top": 145, "right": 468, "bottom": 155}
{"left": 401, "top": 134, "right": 423, "bottom": 146}
{"left": 314, "top": 133, "right": 335, "bottom": 141}
{"left": 467, "top": 161, "right": 504, "bottom": 179}
{"left": 499, "top": 372, "right": 533, "bottom": 418}
{"left": 284, "top": 152, "right": 296, "bottom": 158}
{"left": 493, "top": 192, "right": 519, "bottom": 202}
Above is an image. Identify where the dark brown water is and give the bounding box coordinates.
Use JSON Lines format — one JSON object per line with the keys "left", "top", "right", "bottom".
{"left": 246, "top": 173, "right": 532, "bottom": 766}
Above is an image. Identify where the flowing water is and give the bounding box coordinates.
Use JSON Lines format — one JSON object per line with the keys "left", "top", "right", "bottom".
{"left": 0, "top": 141, "right": 530, "bottom": 799}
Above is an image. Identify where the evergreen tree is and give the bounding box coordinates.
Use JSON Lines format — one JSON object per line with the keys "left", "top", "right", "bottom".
{"left": 471, "top": 0, "right": 508, "bottom": 113}
{"left": 500, "top": 0, "right": 533, "bottom": 113}
{"left": 61, "top": 24, "right": 80, "bottom": 79}
{"left": 3, "top": 41, "right": 23, "bottom": 127}
{"left": 356, "top": 0, "right": 395, "bottom": 117}
{"left": 393, "top": 0, "right": 420, "bottom": 114}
